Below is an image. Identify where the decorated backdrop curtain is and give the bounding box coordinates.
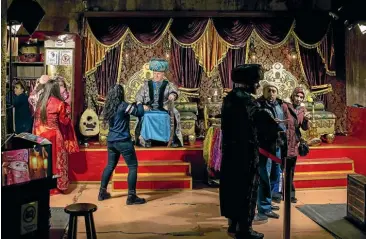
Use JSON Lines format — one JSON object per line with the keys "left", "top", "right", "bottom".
{"left": 170, "top": 41, "right": 202, "bottom": 88}
{"left": 218, "top": 48, "right": 246, "bottom": 88}
{"left": 94, "top": 45, "right": 121, "bottom": 98}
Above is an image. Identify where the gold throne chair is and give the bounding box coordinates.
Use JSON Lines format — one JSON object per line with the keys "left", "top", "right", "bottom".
{"left": 124, "top": 63, "right": 199, "bottom": 144}
{"left": 259, "top": 63, "right": 336, "bottom": 143}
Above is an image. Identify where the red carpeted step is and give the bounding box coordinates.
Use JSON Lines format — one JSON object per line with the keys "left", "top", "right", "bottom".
{"left": 112, "top": 175, "right": 192, "bottom": 191}
{"left": 114, "top": 161, "right": 191, "bottom": 176}
{"left": 294, "top": 172, "right": 350, "bottom": 189}
{"left": 295, "top": 157, "right": 354, "bottom": 173}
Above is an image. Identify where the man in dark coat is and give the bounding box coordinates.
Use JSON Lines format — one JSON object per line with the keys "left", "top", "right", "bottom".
{"left": 220, "top": 64, "right": 282, "bottom": 239}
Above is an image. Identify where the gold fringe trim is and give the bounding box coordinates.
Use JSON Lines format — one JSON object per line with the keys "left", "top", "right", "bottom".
{"left": 168, "top": 19, "right": 210, "bottom": 48}
{"left": 253, "top": 21, "right": 296, "bottom": 49}
{"left": 127, "top": 18, "right": 173, "bottom": 48}
{"left": 295, "top": 38, "right": 311, "bottom": 89}
{"left": 245, "top": 40, "right": 250, "bottom": 63}
{"left": 191, "top": 19, "right": 231, "bottom": 77}
{"left": 86, "top": 20, "right": 127, "bottom": 49}
{"left": 316, "top": 43, "right": 336, "bottom": 76}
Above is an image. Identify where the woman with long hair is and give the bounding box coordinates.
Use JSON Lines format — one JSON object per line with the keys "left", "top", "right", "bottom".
{"left": 33, "top": 79, "right": 79, "bottom": 193}
{"left": 28, "top": 75, "right": 50, "bottom": 114}
{"left": 98, "top": 84, "right": 146, "bottom": 205}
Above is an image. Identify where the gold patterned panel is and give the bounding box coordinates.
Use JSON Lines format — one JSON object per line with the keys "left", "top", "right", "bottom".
{"left": 258, "top": 62, "right": 310, "bottom": 101}
{"left": 124, "top": 63, "right": 151, "bottom": 103}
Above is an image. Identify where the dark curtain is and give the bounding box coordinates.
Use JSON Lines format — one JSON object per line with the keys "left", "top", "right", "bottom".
{"left": 170, "top": 19, "right": 208, "bottom": 88}
{"left": 298, "top": 46, "right": 326, "bottom": 102}
{"left": 87, "top": 18, "right": 129, "bottom": 45}
{"left": 213, "top": 18, "right": 253, "bottom": 46}
{"left": 294, "top": 15, "right": 330, "bottom": 45}
{"left": 171, "top": 41, "right": 202, "bottom": 88}
{"left": 218, "top": 48, "right": 246, "bottom": 88}
{"left": 94, "top": 45, "right": 121, "bottom": 98}
{"left": 253, "top": 18, "right": 294, "bottom": 44}
{"left": 88, "top": 17, "right": 171, "bottom": 45}
{"left": 170, "top": 18, "right": 209, "bottom": 44}
{"left": 126, "top": 18, "right": 171, "bottom": 44}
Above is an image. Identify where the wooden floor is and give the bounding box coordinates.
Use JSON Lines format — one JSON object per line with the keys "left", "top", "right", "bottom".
{"left": 51, "top": 185, "right": 347, "bottom": 239}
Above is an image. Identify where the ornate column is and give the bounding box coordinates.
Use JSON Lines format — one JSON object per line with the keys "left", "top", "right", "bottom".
{"left": 1, "top": 0, "right": 7, "bottom": 143}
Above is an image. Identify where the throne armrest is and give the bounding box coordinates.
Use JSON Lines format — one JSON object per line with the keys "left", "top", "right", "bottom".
{"left": 175, "top": 102, "right": 198, "bottom": 114}
{"left": 305, "top": 101, "right": 326, "bottom": 111}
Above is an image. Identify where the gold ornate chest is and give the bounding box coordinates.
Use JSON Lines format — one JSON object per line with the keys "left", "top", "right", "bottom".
{"left": 346, "top": 174, "right": 366, "bottom": 231}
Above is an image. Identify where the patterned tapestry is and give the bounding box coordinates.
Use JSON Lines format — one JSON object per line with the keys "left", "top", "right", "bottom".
{"left": 119, "top": 34, "right": 174, "bottom": 85}
{"left": 247, "top": 33, "right": 305, "bottom": 87}
{"left": 327, "top": 78, "right": 347, "bottom": 134}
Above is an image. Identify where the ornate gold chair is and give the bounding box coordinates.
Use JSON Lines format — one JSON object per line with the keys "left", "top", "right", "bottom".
{"left": 124, "top": 63, "right": 199, "bottom": 144}
{"left": 259, "top": 63, "right": 336, "bottom": 143}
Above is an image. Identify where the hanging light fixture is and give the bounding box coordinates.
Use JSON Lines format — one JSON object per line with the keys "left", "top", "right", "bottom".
{"left": 249, "top": 37, "right": 257, "bottom": 61}
{"left": 289, "top": 37, "right": 297, "bottom": 60}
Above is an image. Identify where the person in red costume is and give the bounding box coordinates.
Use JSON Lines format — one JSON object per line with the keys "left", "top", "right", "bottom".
{"left": 33, "top": 79, "right": 79, "bottom": 194}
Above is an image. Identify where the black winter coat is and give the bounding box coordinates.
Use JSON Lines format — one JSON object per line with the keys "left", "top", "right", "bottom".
{"left": 219, "top": 88, "right": 281, "bottom": 220}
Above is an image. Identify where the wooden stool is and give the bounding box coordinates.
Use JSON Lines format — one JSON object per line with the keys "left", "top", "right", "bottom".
{"left": 64, "top": 203, "right": 98, "bottom": 239}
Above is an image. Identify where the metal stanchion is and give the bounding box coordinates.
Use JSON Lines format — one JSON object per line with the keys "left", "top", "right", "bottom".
{"left": 283, "top": 157, "right": 295, "bottom": 239}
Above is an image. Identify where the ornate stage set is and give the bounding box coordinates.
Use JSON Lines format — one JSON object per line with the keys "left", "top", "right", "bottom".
{"left": 69, "top": 16, "right": 366, "bottom": 192}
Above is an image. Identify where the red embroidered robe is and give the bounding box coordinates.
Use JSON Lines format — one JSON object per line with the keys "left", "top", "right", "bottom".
{"left": 33, "top": 96, "right": 79, "bottom": 191}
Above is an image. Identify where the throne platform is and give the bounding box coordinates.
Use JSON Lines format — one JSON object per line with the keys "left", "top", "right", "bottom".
{"left": 68, "top": 137, "right": 366, "bottom": 192}
{"left": 68, "top": 63, "right": 365, "bottom": 192}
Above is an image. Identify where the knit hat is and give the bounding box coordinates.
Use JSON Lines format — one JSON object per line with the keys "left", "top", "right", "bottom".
{"left": 231, "top": 64, "right": 263, "bottom": 84}
{"left": 262, "top": 82, "right": 279, "bottom": 93}
{"left": 292, "top": 86, "right": 306, "bottom": 97}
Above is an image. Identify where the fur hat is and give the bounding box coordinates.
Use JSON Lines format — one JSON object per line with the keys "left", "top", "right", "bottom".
{"left": 262, "top": 82, "right": 279, "bottom": 93}
{"left": 231, "top": 64, "right": 263, "bottom": 84}
{"left": 149, "top": 58, "right": 169, "bottom": 72}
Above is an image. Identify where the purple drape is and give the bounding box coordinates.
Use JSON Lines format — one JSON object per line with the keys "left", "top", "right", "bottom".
{"left": 88, "top": 18, "right": 170, "bottom": 45}
{"left": 94, "top": 45, "right": 121, "bottom": 97}
{"left": 253, "top": 18, "right": 294, "bottom": 44}
{"left": 126, "top": 18, "right": 171, "bottom": 44}
{"left": 213, "top": 18, "right": 253, "bottom": 46}
{"left": 170, "top": 41, "right": 202, "bottom": 88}
{"left": 170, "top": 19, "right": 208, "bottom": 88}
{"left": 218, "top": 48, "right": 246, "bottom": 88}
{"left": 298, "top": 45, "right": 326, "bottom": 102}
{"left": 170, "top": 18, "right": 209, "bottom": 44}
{"left": 87, "top": 18, "right": 128, "bottom": 45}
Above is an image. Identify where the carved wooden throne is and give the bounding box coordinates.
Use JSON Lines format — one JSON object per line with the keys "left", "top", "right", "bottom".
{"left": 124, "top": 63, "right": 199, "bottom": 143}
{"left": 259, "top": 63, "right": 336, "bottom": 143}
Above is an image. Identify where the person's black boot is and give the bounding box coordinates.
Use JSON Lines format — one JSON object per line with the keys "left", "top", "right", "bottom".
{"left": 126, "top": 194, "right": 146, "bottom": 205}
{"left": 98, "top": 188, "right": 111, "bottom": 201}
{"left": 236, "top": 229, "right": 264, "bottom": 239}
{"left": 145, "top": 140, "right": 152, "bottom": 148}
